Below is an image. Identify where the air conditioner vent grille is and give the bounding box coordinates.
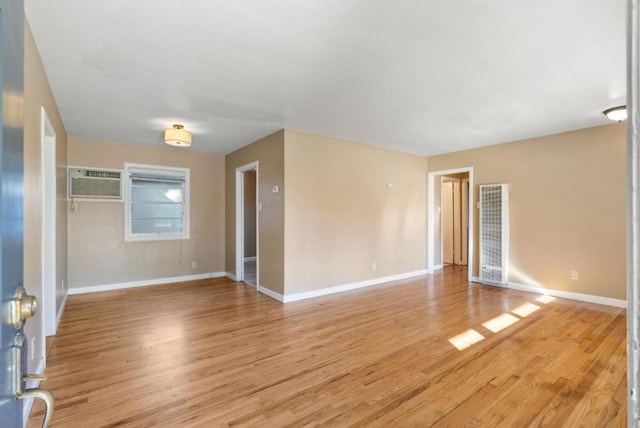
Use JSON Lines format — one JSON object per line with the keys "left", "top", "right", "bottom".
{"left": 85, "top": 170, "right": 120, "bottom": 179}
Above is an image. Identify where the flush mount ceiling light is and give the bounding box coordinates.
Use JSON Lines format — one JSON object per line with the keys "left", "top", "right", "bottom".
{"left": 603, "top": 106, "right": 627, "bottom": 122}
{"left": 164, "top": 124, "right": 192, "bottom": 147}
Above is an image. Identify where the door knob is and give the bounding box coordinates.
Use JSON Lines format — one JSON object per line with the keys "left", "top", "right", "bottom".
{"left": 10, "top": 287, "right": 37, "bottom": 329}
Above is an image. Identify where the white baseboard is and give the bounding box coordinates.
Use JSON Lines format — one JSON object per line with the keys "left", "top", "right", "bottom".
{"left": 283, "top": 270, "right": 428, "bottom": 303}
{"left": 244, "top": 256, "right": 257, "bottom": 262}
{"left": 68, "top": 272, "right": 226, "bottom": 295}
{"left": 471, "top": 276, "right": 627, "bottom": 308}
{"left": 225, "top": 272, "right": 238, "bottom": 281}
{"left": 257, "top": 285, "right": 284, "bottom": 302}
{"left": 23, "top": 358, "right": 46, "bottom": 427}
{"left": 426, "top": 264, "right": 443, "bottom": 274}
{"left": 55, "top": 292, "right": 68, "bottom": 330}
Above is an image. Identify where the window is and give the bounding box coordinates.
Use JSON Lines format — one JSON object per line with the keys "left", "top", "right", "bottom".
{"left": 124, "top": 163, "right": 190, "bottom": 241}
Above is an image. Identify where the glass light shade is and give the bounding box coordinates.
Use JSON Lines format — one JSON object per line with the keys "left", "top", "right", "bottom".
{"left": 603, "top": 106, "right": 627, "bottom": 122}
{"left": 164, "top": 125, "right": 192, "bottom": 147}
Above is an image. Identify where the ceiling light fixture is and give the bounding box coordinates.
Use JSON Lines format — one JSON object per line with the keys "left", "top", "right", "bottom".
{"left": 164, "top": 124, "right": 192, "bottom": 147}
{"left": 603, "top": 106, "right": 627, "bottom": 122}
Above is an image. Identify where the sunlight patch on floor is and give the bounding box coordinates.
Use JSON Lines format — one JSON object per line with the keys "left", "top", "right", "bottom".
{"left": 448, "top": 329, "right": 485, "bottom": 350}
{"left": 447, "top": 287, "right": 557, "bottom": 351}
{"left": 482, "top": 313, "right": 520, "bottom": 333}
{"left": 512, "top": 302, "right": 541, "bottom": 318}
{"left": 536, "top": 295, "right": 556, "bottom": 304}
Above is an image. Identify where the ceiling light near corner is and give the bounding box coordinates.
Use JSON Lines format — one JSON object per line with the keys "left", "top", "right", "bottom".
{"left": 164, "top": 124, "right": 192, "bottom": 147}
{"left": 603, "top": 106, "right": 627, "bottom": 122}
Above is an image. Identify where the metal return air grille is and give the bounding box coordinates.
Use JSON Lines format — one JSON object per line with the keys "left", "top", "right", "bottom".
{"left": 71, "top": 177, "right": 121, "bottom": 198}
{"left": 68, "top": 167, "right": 122, "bottom": 199}
{"left": 479, "top": 184, "right": 509, "bottom": 285}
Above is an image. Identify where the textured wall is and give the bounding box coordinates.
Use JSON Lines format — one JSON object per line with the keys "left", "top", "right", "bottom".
{"left": 428, "top": 124, "right": 626, "bottom": 299}
{"left": 23, "top": 18, "right": 69, "bottom": 368}
{"left": 225, "top": 130, "right": 285, "bottom": 294}
{"left": 67, "top": 137, "right": 225, "bottom": 288}
{"left": 284, "top": 130, "right": 428, "bottom": 294}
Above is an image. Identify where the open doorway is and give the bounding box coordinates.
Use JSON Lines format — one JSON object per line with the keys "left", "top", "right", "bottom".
{"left": 440, "top": 174, "right": 469, "bottom": 267}
{"left": 243, "top": 170, "right": 257, "bottom": 286}
{"left": 235, "top": 161, "right": 259, "bottom": 286}
{"left": 427, "top": 167, "right": 474, "bottom": 282}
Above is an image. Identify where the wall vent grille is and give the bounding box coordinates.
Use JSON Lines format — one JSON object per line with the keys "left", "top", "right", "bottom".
{"left": 479, "top": 184, "right": 509, "bottom": 285}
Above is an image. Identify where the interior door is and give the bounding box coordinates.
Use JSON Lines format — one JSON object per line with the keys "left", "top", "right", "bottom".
{"left": 0, "top": 0, "right": 26, "bottom": 425}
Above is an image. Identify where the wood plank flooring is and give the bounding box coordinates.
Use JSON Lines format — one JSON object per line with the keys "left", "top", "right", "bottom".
{"left": 28, "top": 266, "right": 627, "bottom": 427}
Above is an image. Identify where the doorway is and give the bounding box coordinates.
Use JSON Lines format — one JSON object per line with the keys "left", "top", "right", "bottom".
{"left": 427, "top": 167, "right": 474, "bottom": 282}
{"left": 235, "top": 162, "right": 259, "bottom": 286}
{"left": 41, "top": 107, "right": 57, "bottom": 337}
{"left": 440, "top": 174, "right": 469, "bottom": 267}
{"left": 243, "top": 170, "right": 257, "bottom": 286}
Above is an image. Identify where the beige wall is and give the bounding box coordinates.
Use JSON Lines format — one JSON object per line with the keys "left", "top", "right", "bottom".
{"left": 243, "top": 171, "right": 257, "bottom": 258}
{"left": 23, "top": 19, "right": 68, "bottom": 369}
{"left": 428, "top": 124, "right": 626, "bottom": 300}
{"left": 284, "top": 130, "right": 428, "bottom": 294}
{"left": 225, "top": 130, "right": 285, "bottom": 294}
{"left": 67, "top": 137, "right": 225, "bottom": 288}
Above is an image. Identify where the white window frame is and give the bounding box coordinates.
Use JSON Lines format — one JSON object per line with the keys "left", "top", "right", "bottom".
{"left": 124, "top": 162, "right": 190, "bottom": 242}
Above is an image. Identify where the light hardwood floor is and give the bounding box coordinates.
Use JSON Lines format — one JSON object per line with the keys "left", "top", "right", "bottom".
{"left": 28, "top": 266, "right": 627, "bottom": 427}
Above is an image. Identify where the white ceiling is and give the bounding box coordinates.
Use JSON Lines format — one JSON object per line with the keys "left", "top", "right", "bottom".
{"left": 25, "top": 0, "right": 626, "bottom": 156}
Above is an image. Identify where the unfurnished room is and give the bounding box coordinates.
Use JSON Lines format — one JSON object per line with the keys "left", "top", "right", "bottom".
{"left": 1, "top": 0, "right": 638, "bottom": 427}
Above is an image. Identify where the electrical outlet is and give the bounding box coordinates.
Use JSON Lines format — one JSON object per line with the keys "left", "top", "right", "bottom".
{"left": 570, "top": 270, "right": 579, "bottom": 280}
{"left": 192, "top": 261, "right": 197, "bottom": 269}
{"left": 372, "top": 262, "right": 377, "bottom": 271}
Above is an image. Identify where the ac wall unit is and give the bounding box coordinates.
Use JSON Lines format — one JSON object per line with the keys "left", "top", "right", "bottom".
{"left": 479, "top": 183, "right": 509, "bottom": 285}
{"left": 68, "top": 167, "right": 122, "bottom": 200}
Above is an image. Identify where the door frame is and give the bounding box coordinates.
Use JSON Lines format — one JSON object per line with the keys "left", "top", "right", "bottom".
{"left": 461, "top": 177, "right": 469, "bottom": 266}
{"left": 628, "top": 0, "right": 640, "bottom": 423}
{"left": 235, "top": 161, "right": 259, "bottom": 284}
{"left": 427, "top": 167, "right": 474, "bottom": 282}
{"left": 41, "top": 107, "right": 57, "bottom": 337}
